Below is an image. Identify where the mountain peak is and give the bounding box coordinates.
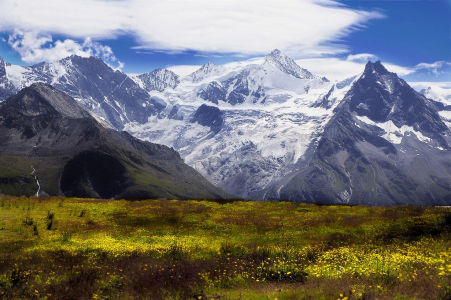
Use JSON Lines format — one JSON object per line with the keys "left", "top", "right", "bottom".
{"left": 264, "top": 49, "right": 289, "bottom": 64}
{"left": 199, "top": 62, "right": 217, "bottom": 72}
{"left": 264, "top": 49, "right": 317, "bottom": 80}
{"left": 188, "top": 63, "right": 223, "bottom": 83}
{"left": 267, "top": 49, "right": 283, "bottom": 58}
{"left": 136, "top": 68, "right": 180, "bottom": 92}
{"left": 5, "top": 83, "right": 92, "bottom": 120}
{"left": 63, "top": 54, "right": 104, "bottom": 65}
{"left": 364, "top": 60, "right": 390, "bottom": 76}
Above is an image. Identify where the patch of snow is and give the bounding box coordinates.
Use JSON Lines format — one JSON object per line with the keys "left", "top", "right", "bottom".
{"left": 5, "top": 64, "right": 29, "bottom": 88}
{"left": 439, "top": 111, "right": 451, "bottom": 130}
{"left": 48, "top": 62, "right": 68, "bottom": 85}
{"left": 355, "top": 116, "right": 431, "bottom": 144}
{"left": 421, "top": 85, "right": 451, "bottom": 106}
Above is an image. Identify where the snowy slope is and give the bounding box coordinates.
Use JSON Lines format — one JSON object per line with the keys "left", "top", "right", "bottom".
{"left": 265, "top": 49, "right": 322, "bottom": 80}
{"left": 125, "top": 50, "right": 342, "bottom": 198}
{"left": 420, "top": 86, "right": 451, "bottom": 130}
{"left": 187, "top": 63, "right": 226, "bottom": 83}
{"left": 421, "top": 85, "right": 451, "bottom": 106}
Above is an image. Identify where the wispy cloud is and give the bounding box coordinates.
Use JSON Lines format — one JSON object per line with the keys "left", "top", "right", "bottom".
{"left": 408, "top": 81, "right": 451, "bottom": 92}
{"left": 295, "top": 55, "right": 450, "bottom": 82}
{"left": 346, "top": 53, "right": 379, "bottom": 63}
{"left": 194, "top": 54, "right": 225, "bottom": 58}
{"left": 7, "top": 30, "right": 124, "bottom": 69}
{"left": 0, "top": 0, "right": 383, "bottom": 61}
{"left": 415, "top": 61, "right": 451, "bottom": 77}
{"left": 295, "top": 55, "right": 415, "bottom": 81}
{"left": 166, "top": 65, "right": 202, "bottom": 77}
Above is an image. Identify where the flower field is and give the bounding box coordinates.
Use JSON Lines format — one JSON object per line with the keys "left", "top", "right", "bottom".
{"left": 0, "top": 196, "right": 450, "bottom": 299}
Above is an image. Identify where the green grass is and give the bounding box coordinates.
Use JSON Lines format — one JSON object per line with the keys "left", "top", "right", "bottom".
{"left": 0, "top": 156, "right": 65, "bottom": 196}
{"left": 0, "top": 196, "right": 450, "bottom": 299}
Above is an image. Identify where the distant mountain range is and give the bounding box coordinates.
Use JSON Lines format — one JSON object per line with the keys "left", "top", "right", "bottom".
{"left": 0, "top": 51, "right": 449, "bottom": 204}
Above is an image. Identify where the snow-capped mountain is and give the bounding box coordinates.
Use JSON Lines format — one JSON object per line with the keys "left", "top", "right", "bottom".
{"left": 267, "top": 61, "right": 451, "bottom": 205}
{"left": 264, "top": 49, "right": 322, "bottom": 80}
{"left": 0, "top": 55, "right": 165, "bottom": 129}
{"left": 190, "top": 49, "right": 330, "bottom": 106}
{"left": 420, "top": 85, "right": 451, "bottom": 135}
{"left": 125, "top": 50, "right": 338, "bottom": 198}
{"left": 421, "top": 85, "right": 451, "bottom": 106}
{"left": 187, "top": 63, "right": 226, "bottom": 83}
{"left": 133, "top": 69, "right": 180, "bottom": 92}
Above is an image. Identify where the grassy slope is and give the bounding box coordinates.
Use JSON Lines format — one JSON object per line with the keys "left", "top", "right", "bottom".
{"left": 0, "top": 156, "right": 66, "bottom": 196}
{"left": 0, "top": 196, "right": 450, "bottom": 299}
{"left": 0, "top": 152, "right": 228, "bottom": 199}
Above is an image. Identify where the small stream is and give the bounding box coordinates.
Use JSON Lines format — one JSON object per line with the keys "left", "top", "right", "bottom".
{"left": 31, "top": 166, "right": 41, "bottom": 196}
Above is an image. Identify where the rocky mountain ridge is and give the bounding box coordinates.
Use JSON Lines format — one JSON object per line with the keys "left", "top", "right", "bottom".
{"left": 0, "top": 55, "right": 165, "bottom": 130}
{"left": 265, "top": 61, "right": 451, "bottom": 205}
{"left": 0, "top": 83, "right": 228, "bottom": 199}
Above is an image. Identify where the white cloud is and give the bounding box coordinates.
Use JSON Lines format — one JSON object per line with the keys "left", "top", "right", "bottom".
{"left": 0, "top": 0, "right": 383, "bottom": 60}
{"left": 166, "top": 65, "right": 202, "bottom": 77}
{"left": 295, "top": 57, "right": 364, "bottom": 81}
{"left": 295, "top": 55, "right": 415, "bottom": 81}
{"left": 416, "top": 61, "right": 450, "bottom": 70}
{"left": 408, "top": 81, "right": 451, "bottom": 92}
{"left": 7, "top": 30, "right": 124, "bottom": 70}
{"left": 346, "top": 53, "right": 379, "bottom": 63}
{"left": 384, "top": 63, "right": 415, "bottom": 77}
{"left": 0, "top": 0, "right": 126, "bottom": 39}
{"left": 415, "top": 61, "right": 451, "bottom": 77}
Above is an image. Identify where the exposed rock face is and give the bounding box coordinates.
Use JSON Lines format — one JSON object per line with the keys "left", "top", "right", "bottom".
{"left": 266, "top": 61, "right": 451, "bottom": 205}
{"left": 190, "top": 104, "right": 224, "bottom": 134}
{"left": 197, "top": 81, "right": 226, "bottom": 105}
{"left": 0, "top": 57, "right": 17, "bottom": 101}
{"left": 134, "top": 69, "right": 180, "bottom": 92}
{"left": 348, "top": 62, "right": 448, "bottom": 148}
{"left": 0, "top": 83, "right": 229, "bottom": 199}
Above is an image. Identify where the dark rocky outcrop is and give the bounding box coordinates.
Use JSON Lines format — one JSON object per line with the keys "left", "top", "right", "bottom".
{"left": 190, "top": 104, "right": 224, "bottom": 134}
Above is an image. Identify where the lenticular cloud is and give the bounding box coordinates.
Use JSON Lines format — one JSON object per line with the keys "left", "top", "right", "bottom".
{"left": 0, "top": 0, "right": 383, "bottom": 59}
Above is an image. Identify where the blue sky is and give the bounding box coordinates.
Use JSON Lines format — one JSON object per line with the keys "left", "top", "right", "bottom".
{"left": 0, "top": 0, "right": 449, "bottom": 83}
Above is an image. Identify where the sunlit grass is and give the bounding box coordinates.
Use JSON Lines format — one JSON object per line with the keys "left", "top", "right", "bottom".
{"left": 0, "top": 196, "right": 450, "bottom": 299}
